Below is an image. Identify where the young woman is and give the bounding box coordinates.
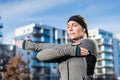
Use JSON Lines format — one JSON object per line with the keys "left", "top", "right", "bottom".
{"left": 16, "top": 15, "right": 97, "bottom": 80}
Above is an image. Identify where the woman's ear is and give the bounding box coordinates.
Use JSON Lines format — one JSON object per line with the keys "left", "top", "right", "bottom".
{"left": 83, "top": 28, "right": 86, "bottom": 32}
{"left": 83, "top": 33, "right": 87, "bottom": 39}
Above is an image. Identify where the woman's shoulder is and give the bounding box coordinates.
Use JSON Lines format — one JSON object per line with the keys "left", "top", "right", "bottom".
{"left": 80, "top": 38, "right": 97, "bottom": 56}
{"left": 81, "top": 38, "right": 96, "bottom": 44}
{"left": 80, "top": 38, "right": 97, "bottom": 49}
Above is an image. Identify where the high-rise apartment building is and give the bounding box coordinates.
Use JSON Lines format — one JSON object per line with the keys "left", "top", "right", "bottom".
{"left": 15, "top": 23, "right": 67, "bottom": 80}
{"left": 0, "top": 16, "right": 3, "bottom": 43}
{"left": 89, "top": 29, "right": 114, "bottom": 80}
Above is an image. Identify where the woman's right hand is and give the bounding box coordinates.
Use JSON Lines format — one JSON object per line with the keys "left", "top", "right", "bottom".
{"left": 15, "top": 40, "right": 23, "bottom": 48}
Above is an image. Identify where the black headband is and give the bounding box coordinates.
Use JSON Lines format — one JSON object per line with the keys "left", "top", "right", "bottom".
{"left": 67, "top": 15, "right": 87, "bottom": 29}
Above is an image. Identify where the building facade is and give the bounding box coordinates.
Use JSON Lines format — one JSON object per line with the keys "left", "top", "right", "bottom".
{"left": 0, "top": 16, "right": 3, "bottom": 43}
{"left": 89, "top": 29, "right": 114, "bottom": 80}
{"left": 15, "top": 23, "right": 67, "bottom": 80}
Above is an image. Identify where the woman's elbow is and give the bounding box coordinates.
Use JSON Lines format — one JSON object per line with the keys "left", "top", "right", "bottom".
{"left": 37, "top": 51, "right": 47, "bottom": 61}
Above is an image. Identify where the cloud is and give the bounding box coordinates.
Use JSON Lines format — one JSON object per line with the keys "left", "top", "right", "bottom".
{"left": 0, "top": 0, "right": 75, "bottom": 28}
{"left": 0, "top": 0, "right": 76, "bottom": 19}
{"left": 88, "top": 17, "right": 120, "bottom": 36}
{"left": 0, "top": 0, "right": 76, "bottom": 44}
{"left": 75, "top": 0, "right": 120, "bottom": 17}
{"left": 0, "top": 0, "right": 120, "bottom": 44}
{"left": 0, "top": 0, "right": 77, "bottom": 27}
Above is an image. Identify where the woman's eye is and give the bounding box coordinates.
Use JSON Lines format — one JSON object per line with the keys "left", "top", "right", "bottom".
{"left": 67, "top": 26, "right": 70, "bottom": 29}
{"left": 73, "top": 24, "right": 77, "bottom": 27}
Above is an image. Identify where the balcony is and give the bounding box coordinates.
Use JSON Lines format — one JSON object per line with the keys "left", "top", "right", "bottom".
{"left": 98, "top": 48, "right": 113, "bottom": 53}
{"left": 97, "top": 39, "right": 112, "bottom": 46}
{"left": 103, "top": 71, "right": 114, "bottom": 75}
{"left": 96, "top": 65, "right": 103, "bottom": 68}
{"left": 32, "top": 31, "right": 43, "bottom": 37}
{"left": 104, "top": 64, "right": 113, "bottom": 67}
{"left": 96, "top": 62, "right": 113, "bottom": 68}
{"left": 32, "top": 26, "right": 42, "bottom": 37}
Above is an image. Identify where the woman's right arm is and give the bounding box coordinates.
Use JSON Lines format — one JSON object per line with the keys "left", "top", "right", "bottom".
{"left": 15, "top": 40, "right": 68, "bottom": 52}
{"left": 16, "top": 40, "right": 89, "bottom": 62}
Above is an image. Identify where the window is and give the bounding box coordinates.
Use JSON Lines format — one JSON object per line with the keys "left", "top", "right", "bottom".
{"left": 62, "top": 30, "right": 65, "bottom": 36}
{"left": 104, "top": 53, "right": 111, "bottom": 59}
{"left": 53, "top": 37, "right": 56, "bottom": 43}
{"left": 96, "top": 39, "right": 101, "bottom": 44}
{"left": 105, "top": 61, "right": 112, "bottom": 66}
{"left": 43, "top": 28, "right": 50, "bottom": 35}
{"left": 44, "top": 36, "right": 50, "bottom": 43}
{"left": 99, "top": 31, "right": 106, "bottom": 37}
{"left": 97, "top": 61, "right": 102, "bottom": 66}
{"left": 97, "top": 68, "right": 102, "bottom": 73}
{"left": 97, "top": 53, "right": 102, "bottom": 59}
{"left": 108, "top": 33, "right": 113, "bottom": 37}
{"left": 53, "top": 28, "right": 55, "bottom": 37}
{"left": 57, "top": 38, "right": 61, "bottom": 44}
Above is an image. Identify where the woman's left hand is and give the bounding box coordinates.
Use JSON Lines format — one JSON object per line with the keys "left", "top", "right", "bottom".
{"left": 80, "top": 47, "right": 89, "bottom": 56}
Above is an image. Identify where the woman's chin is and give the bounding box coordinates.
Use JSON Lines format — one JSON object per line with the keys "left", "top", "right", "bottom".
{"left": 69, "top": 37, "right": 75, "bottom": 40}
{"left": 70, "top": 37, "right": 77, "bottom": 40}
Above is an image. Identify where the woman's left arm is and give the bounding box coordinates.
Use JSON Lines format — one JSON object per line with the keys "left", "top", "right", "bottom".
{"left": 37, "top": 39, "right": 97, "bottom": 61}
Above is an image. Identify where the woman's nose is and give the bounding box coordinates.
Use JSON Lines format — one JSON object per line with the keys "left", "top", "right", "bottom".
{"left": 69, "top": 26, "right": 73, "bottom": 31}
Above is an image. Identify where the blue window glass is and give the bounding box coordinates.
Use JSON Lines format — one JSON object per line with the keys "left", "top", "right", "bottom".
{"left": 99, "top": 31, "right": 106, "bottom": 37}
{"left": 62, "top": 30, "right": 65, "bottom": 36}
{"left": 44, "top": 63, "right": 50, "bottom": 67}
{"left": 105, "top": 53, "right": 111, "bottom": 59}
{"left": 53, "top": 28, "right": 55, "bottom": 37}
{"left": 105, "top": 61, "right": 112, "bottom": 66}
{"left": 53, "top": 37, "right": 56, "bottom": 43}
{"left": 44, "top": 36, "right": 50, "bottom": 43}
{"left": 43, "top": 28, "right": 50, "bottom": 35}
{"left": 108, "top": 33, "right": 113, "bottom": 37}
{"left": 57, "top": 39, "right": 61, "bottom": 44}
{"left": 34, "top": 37, "right": 41, "bottom": 41}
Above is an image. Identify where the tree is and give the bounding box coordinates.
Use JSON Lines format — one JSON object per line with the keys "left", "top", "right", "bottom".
{"left": 4, "top": 53, "right": 30, "bottom": 80}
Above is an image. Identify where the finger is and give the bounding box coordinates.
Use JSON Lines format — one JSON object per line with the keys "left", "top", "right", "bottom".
{"left": 81, "top": 49, "right": 89, "bottom": 53}
{"left": 81, "top": 50, "right": 89, "bottom": 55}
{"left": 81, "top": 47, "right": 88, "bottom": 50}
{"left": 81, "top": 51, "right": 88, "bottom": 55}
{"left": 81, "top": 48, "right": 88, "bottom": 52}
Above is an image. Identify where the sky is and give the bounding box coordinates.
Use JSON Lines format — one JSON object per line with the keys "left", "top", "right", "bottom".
{"left": 0, "top": 0, "right": 120, "bottom": 44}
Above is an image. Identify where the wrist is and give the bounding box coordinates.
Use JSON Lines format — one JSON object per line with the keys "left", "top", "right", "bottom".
{"left": 22, "top": 40, "right": 26, "bottom": 49}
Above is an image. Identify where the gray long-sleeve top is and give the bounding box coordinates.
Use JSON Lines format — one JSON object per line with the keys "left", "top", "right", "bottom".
{"left": 22, "top": 39, "right": 97, "bottom": 80}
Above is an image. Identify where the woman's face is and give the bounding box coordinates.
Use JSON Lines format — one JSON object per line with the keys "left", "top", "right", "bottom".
{"left": 67, "top": 21, "right": 85, "bottom": 40}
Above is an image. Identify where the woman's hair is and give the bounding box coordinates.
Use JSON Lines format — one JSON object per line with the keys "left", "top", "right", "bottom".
{"left": 67, "top": 15, "right": 89, "bottom": 38}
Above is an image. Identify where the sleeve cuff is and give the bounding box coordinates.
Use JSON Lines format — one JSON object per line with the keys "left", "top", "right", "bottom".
{"left": 22, "top": 40, "right": 26, "bottom": 49}
{"left": 76, "top": 46, "right": 81, "bottom": 56}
